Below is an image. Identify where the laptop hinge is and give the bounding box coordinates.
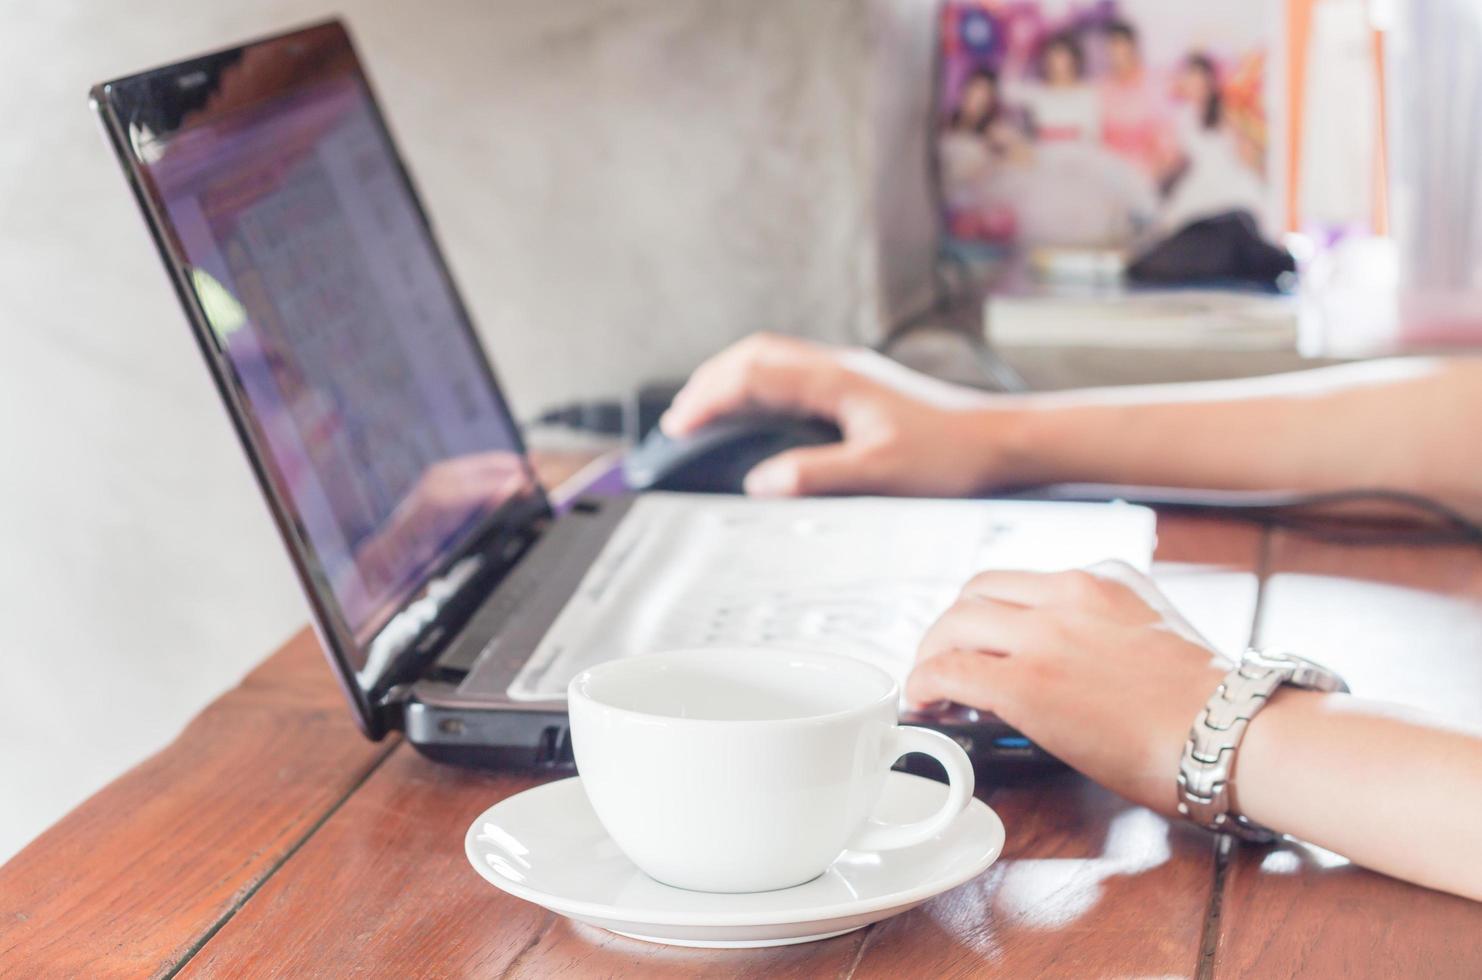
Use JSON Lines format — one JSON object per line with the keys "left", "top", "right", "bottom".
{"left": 362, "top": 517, "right": 546, "bottom": 703}
{"left": 374, "top": 684, "right": 414, "bottom": 732}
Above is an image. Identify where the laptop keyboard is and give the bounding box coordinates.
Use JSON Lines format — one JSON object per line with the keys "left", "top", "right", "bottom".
{"left": 505, "top": 493, "right": 1156, "bottom": 701}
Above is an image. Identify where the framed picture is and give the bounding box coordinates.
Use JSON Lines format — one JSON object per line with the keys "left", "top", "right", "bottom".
{"left": 935, "top": 0, "right": 1284, "bottom": 258}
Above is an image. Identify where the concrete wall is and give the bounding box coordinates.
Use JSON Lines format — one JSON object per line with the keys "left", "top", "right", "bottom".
{"left": 0, "top": 0, "right": 938, "bottom": 859}
{"left": 868, "top": 0, "right": 941, "bottom": 325}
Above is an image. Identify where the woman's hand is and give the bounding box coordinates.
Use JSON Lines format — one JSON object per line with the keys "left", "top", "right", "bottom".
{"left": 906, "top": 562, "right": 1482, "bottom": 902}
{"left": 660, "top": 333, "right": 1030, "bottom": 497}
{"left": 906, "top": 562, "right": 1230, "bottom": 815}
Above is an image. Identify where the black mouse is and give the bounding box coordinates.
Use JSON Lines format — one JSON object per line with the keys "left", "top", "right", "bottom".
{"left": 623, "top": 414, "right": 844, "bottom": 493}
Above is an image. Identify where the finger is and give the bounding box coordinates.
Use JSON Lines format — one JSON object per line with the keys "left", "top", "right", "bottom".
{"left": 959, "top": 568, "right": 1101, "bottom": 608}
{"left": 905, "top": 649, "right": 1016, "bottom": 711}
{"left": 661, "top": 335, "right": 840, "bottom": 436}
{"left": 742, "top": 443, "right": 874, "bottom": 497}
{"left": 915, "top": 596, "right": 1046, "bottom": 664}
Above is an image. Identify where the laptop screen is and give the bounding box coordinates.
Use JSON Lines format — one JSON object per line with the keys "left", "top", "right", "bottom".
{"left": 106, "top": 25, "right": 541, "bottom": 686}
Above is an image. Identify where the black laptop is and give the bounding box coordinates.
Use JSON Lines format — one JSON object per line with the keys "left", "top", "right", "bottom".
{"left": 90, "top": 20, "right": 1154, "bottom": 771}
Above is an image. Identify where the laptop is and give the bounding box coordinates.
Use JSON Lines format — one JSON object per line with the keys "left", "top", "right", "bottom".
{"left": 90, "top": 20, "right": 1155, "bottom": 771}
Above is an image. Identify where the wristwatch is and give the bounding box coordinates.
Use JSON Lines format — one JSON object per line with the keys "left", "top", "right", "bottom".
{"left": 1177, "top": 649, "right": 1349, "bottom": 842}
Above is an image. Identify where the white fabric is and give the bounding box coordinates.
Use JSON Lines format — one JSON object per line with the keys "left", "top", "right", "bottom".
{"left": 1160, "top": 106, "right": 1272, "bottom": 236}
{"left": 1299, "top": 0, "right": 1378, "bottom": 228}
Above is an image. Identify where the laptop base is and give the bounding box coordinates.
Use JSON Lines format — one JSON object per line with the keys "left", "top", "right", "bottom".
{"left": 394, "top": 492, "right": 1063, "bottom": 771}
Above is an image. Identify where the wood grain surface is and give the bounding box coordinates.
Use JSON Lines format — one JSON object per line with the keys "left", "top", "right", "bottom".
{"left": 1210, "top": 533, "right": 1482, "bottom": 980}
{"left": 0, "top": 450, "right": 587, "bottom": 980}
{"left": 175, "top": 749, "right": 870, "bottom": 980}
{"left": 0, "top": 629, "right": 395, "bottom": 979}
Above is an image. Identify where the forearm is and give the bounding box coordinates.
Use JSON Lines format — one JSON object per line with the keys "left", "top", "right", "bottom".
{"left": 987, "top": 358, "right": 1482, "bottom": 517}
{"left": 1235, "top": 689, "right": 1482, "bottom": 900}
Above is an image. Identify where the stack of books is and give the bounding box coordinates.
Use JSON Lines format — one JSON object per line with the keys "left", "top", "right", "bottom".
{"left": 984, "top": 286, "right": 1300, "bottom": 351}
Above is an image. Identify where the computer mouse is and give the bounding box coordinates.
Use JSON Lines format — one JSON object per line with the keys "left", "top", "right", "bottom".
{"left": 623, "top": 415, "right": 844, "bottom": 493}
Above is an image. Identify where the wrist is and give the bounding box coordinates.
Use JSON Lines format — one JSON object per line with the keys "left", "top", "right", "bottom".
{"left": 1177, "top": 651, "right": 1347, "bottom": 840}
{"left": 1229, "top": 686, "right": 1325, "bottom": 831}
{"left": 953, "top": 400, "right": 1045, "bottom": 492}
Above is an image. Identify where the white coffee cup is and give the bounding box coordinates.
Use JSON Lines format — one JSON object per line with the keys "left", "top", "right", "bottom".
{"left": 567, "top": 647, "right": 975, "bottom": 893}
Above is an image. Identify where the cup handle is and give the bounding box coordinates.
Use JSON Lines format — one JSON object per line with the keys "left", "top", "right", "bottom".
{"left": 846, "top": 725, "right": 976, "bottom": 852}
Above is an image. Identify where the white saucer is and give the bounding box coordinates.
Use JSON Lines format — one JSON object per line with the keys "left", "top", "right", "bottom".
{"left": 464, "top": 771, "right": 1005, "bottom": 948}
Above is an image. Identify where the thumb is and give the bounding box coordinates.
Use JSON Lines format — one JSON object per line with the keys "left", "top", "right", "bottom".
{"left": 743, "top": 443, "right": 873, "bottom": 497}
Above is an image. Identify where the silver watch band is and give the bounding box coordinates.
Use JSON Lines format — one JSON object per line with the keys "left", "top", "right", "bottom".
{"left": 1176, "top": 650, "right": 1349, "bottom": 843}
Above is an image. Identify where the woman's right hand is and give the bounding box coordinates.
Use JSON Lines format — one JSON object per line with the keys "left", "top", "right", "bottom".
{"left": 660, "top": 333, "right": 1030, "bottom": 497}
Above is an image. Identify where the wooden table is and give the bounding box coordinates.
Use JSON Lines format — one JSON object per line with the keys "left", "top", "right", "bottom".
{"left": 4, "top": 453, "right": 1482, "bottom": 978}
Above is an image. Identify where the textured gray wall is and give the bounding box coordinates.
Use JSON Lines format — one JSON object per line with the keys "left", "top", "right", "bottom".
{"left": 0, "top": 0, "right": 937, "bottom": 857}
{"left": 869, "top": 0, "right": 941, "bottom": 325}
{"left": 382, "top": 0, "right": 882, "bottom": 408}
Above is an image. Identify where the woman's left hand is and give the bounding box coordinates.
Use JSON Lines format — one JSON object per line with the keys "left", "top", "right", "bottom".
{"left": 905, "top": 562, "right": 1231, "bottom": 815}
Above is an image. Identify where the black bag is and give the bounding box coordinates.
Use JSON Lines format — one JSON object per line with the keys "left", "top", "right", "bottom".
{"left": 1128, "top": 210, "right": 1295, "bottom": 288}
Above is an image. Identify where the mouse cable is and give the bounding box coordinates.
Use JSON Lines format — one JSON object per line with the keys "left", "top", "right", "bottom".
{"left": 1002, "top": 484, "right": 1482, "bottom": 548}
{"left": 526, "top": 399, "right": 626, "bottom": 435}
{"left": 528, "top": 382, "right": 686, "bottom": 442}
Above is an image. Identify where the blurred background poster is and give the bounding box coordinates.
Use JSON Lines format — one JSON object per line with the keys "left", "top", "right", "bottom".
{"left": 936, "top": 0, "right": 1281, "bottom": 261}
